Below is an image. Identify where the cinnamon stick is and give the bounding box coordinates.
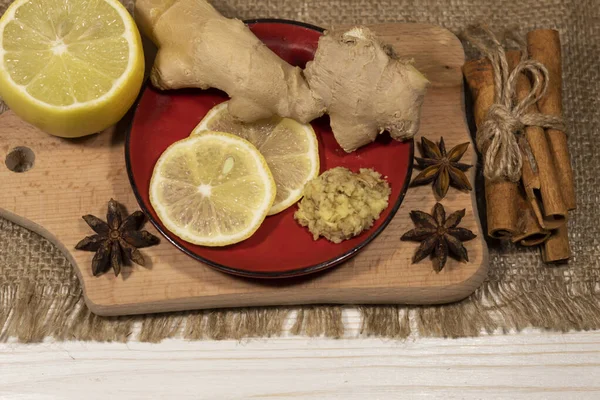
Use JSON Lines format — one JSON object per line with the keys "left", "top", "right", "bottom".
{"left": 527, "top": 30, "right": 573, "bottom": 262}
{"left": 462, "top": 58, "right": 544, "bottom": 241}
{"left": 513, "top": 156, "right": 550, "bottom": 246}
{"left": 506, "top": 51, "right": 567, "bottom": 230}
{"left": 484, "top": 181, "right": 521, "bottom": 239}
{"left": 542, "top": 224, "right": 571, "bottom": 263}
{"left": 527, "top": 29, "right": 576, "bottom": 210}
{"left": 513, "top": 201, "right": 551, "bottom": 246}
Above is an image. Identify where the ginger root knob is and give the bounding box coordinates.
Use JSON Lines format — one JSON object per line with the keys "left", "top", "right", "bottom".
{"left": 305, "top": 27, "right": 430, "bottom": 152}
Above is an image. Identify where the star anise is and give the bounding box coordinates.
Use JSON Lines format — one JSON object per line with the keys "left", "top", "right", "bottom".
{"left": 75, "top": 199, "right": 160, "bottom": 277}
{"left": 401, "top": 202, "right": 476, "bottom": 271}
{"left": 411, "top": 136, "right": 473, "bottom": 199}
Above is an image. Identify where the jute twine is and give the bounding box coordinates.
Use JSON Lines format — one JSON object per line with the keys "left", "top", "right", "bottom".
{"left": 462, "top": 24, "right": 566, "bottom": 182}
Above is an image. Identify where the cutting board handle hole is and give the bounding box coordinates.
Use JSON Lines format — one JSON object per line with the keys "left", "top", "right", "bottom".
{"left": 5, "top": 146, "right": 35, "bottom": 173}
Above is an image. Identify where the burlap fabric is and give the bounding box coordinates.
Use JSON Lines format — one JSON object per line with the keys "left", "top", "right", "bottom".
{"left": 1, "top": 0, "right": 598, "bottom": 342}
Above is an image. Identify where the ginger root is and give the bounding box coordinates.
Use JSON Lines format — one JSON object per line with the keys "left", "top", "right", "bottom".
{"left": 306, "top": 27, "right": 430, "bottom": 152}
{"left": 135, "top": 0, "right": 321, "bottom": 123}
{"left": 135, "top": 0, "right": 429, "bottom": 152}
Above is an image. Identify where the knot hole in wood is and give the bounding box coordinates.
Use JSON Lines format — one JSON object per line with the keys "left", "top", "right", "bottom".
{"left": 5, "top": 146, "right": 35, "bottom": 173}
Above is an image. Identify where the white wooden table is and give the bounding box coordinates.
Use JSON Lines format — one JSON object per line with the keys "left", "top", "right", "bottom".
{"left": 1, "top": 309, "right": 599, "bottom": 399}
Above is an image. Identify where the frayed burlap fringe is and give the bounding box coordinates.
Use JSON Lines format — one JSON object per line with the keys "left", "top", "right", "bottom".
{"left": 291, "top": 306, "right": 345, "bottom": 338}
{"left": 360, "top": 306, "right": 411, "bottom": 338}
{"left": 0, "top": 280, "right": 134, "bottom": 342}
{"left": 1, "top": 276, "right": 598, "bottom": 343}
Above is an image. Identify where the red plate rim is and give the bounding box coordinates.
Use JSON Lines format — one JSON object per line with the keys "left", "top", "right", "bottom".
{"left": 124, "top": 18, "right": 414, "bottom": 279}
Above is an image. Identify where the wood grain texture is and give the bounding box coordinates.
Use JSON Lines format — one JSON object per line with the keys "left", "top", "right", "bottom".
{"left": 0, "top": 23, "right": 488, "bottom": 316}
{"left": 1, "top": 326, "right": 600, "bottom": 400}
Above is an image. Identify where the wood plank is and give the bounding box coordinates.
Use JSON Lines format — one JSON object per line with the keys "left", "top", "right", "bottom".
{"left": 1, "top": 327, "right": 599, "bottom": 399}
{"left": 0, "top": 23, "right": 488, "bottom": 316}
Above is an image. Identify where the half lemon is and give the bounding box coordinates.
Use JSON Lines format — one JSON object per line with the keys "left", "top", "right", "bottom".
{"left": 0, "top": 0, "right": 144, "bottom": 137}
{"left": 192, "top": 101, "right": 320, "bottom": 215}
{"left": 149, "top": 132, "right": 276, "bottom": 247}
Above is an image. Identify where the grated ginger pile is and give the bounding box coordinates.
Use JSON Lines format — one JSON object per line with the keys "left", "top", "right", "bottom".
{"left": 294, "top": 167, "right": 391, "bottom": 243}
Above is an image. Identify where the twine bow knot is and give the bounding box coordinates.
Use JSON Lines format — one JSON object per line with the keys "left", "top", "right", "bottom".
{"left": 464, "top": 25, "right": 566, "bottom": 182}
{"left": 485, "top": 104, "right": 524, "bottom": 134}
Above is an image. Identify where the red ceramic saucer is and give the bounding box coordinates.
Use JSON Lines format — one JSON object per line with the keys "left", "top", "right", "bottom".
{"left": 126, "top": 19, "right": 413, "bottom": 278}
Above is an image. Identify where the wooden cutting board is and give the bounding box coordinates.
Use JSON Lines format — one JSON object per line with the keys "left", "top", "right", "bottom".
{"left": 0, "top": 23, "right": 488, "bottom": 317}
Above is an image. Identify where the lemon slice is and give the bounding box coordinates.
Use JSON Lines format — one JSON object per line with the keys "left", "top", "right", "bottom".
{"left": 149, "top": 132, "right": 276, "bottom": 247}
{"left": 0, "top": 0, "right": 144, "bottom": 138}
{"left": 193, "top": 101, "right": 320, "bottom": 215}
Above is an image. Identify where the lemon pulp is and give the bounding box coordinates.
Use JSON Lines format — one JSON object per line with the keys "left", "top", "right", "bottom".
{"left": 193, "top": 101, "right": 320, "bottom": 215}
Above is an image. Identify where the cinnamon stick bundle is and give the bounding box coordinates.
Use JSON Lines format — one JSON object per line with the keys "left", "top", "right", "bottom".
{"left": 463, "top": 58, "right": 547, "bottom": 243}
{"left": 506, "top": 51, "right": 567, "bottom": 231}
{"left": 462, "top": 26, "right": 574, "bottom": 263}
